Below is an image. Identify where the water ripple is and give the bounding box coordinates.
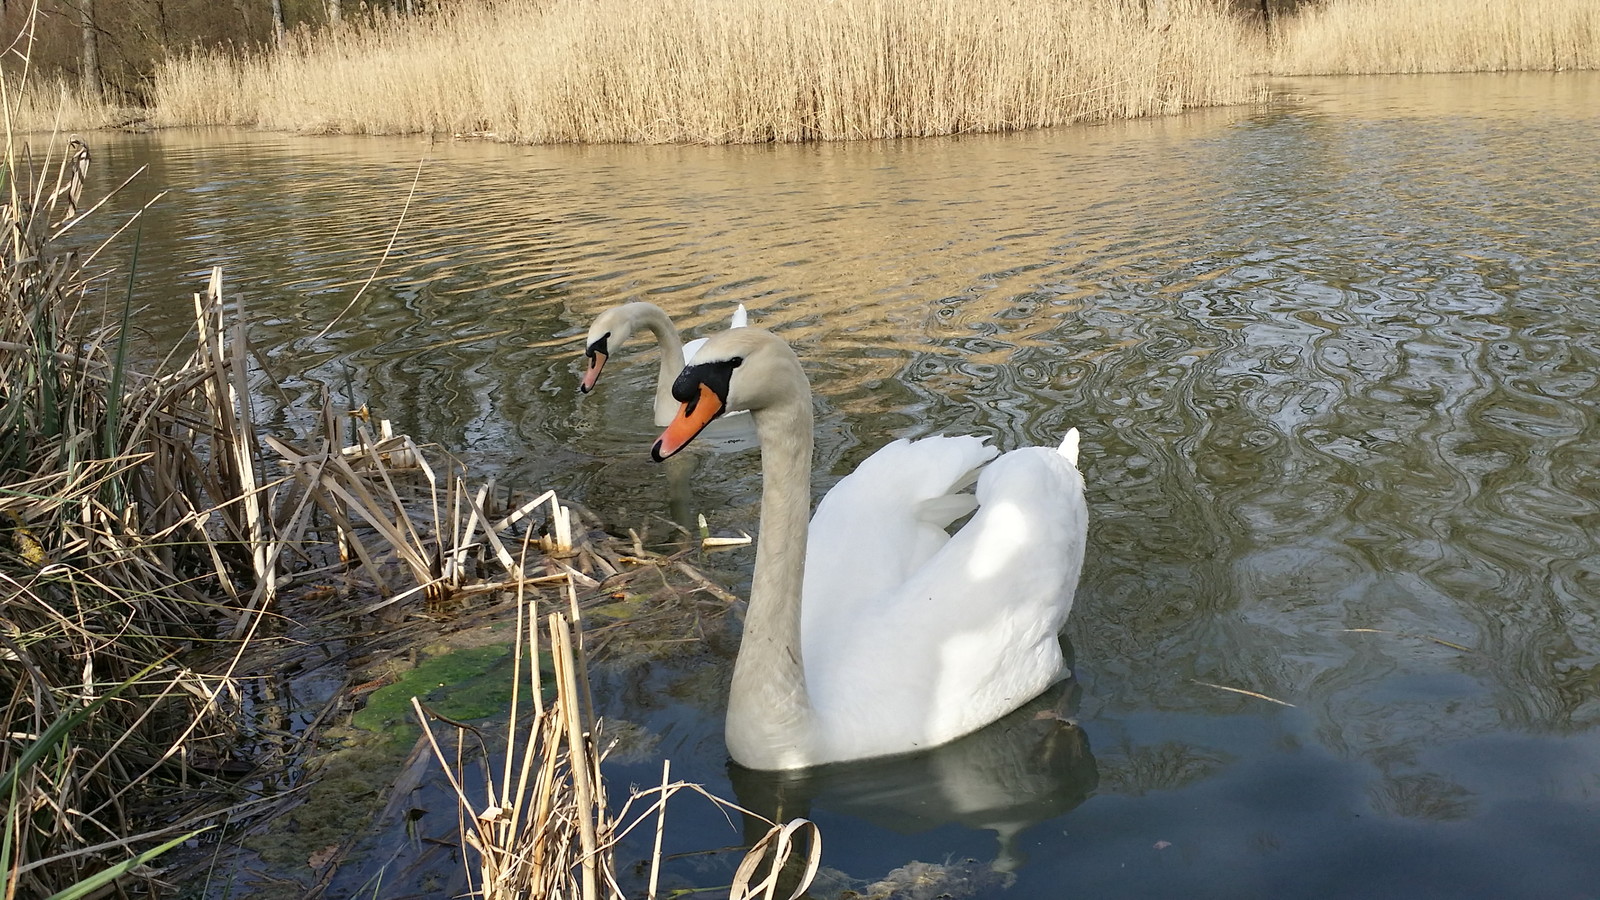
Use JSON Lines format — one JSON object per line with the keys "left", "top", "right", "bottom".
{"left": 77, "top": 77, "right": 1600, "bottom": 864}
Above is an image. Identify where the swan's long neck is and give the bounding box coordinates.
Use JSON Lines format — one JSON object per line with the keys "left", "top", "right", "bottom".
{"left": 630, "top": 306, "right": 688, "bottom": 422}
{"left": 727, "top": 379, "right": 817, "bottom": 769}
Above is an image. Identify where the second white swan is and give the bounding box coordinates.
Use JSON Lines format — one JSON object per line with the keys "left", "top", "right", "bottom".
{"left": 579, "top": 301, "right": 747, "bottom": 426}
{"left": 651, "top": 328, "right": 1088, "bottom": 770}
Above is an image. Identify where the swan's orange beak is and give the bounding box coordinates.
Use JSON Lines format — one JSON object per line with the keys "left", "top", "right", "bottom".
{"left": 579, "top": 351, "right": 607, "bottom": 393}
{"left": 652, "top": 384, "right": 723, "bottom": 460}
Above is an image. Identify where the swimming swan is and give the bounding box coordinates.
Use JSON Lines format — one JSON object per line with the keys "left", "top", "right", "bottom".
{"left": 579, "top": 301, "right": 748, "bottom": 426}
{"left": 651, "top": 328, "right": 1088, "bottom": 770}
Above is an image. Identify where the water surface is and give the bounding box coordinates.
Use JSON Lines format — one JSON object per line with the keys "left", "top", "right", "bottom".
{"left": 77, "top": 72, "right": 1600, "bottom": 898}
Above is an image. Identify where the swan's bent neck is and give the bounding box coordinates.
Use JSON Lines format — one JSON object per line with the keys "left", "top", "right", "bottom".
{"left": 726, "top": 384, "right": 818, "bottom": 769}
{"left": 623, "top": 305, "right": 688, "bottom": 424}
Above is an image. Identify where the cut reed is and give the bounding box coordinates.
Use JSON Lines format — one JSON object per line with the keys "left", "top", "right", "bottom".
{"left": 151, "top": 0, "right": 1262, "bottom": 143}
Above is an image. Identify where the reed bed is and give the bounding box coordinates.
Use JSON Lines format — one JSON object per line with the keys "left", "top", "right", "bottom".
{"left": 0, "top": 123, "right": 774, "bottom": 896}
{"left": 0, "top": 135, "right": 264, "bottom": 893}
{"left": 0, "top": 76, "right": 126, "bottom": 134}
{"left": 151, "top": 0, "right": 1262, "bottom": 143}
{"left": 1272, "top": 0, "right": 1600, "bottom": 75}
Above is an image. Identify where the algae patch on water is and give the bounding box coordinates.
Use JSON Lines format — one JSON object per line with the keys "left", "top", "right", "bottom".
{"left": 244, "top": 642, "right": 555, "bottom": 883}
{"left": 352, "top": 643, "right": 553, "bottom": 738}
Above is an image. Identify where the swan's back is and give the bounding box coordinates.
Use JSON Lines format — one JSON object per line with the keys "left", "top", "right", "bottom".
{"left": 803, "top": 435, "right": 998, "bottom": 628}
{"left": 805, "top": 431, "right": 1088, "bottom": 763}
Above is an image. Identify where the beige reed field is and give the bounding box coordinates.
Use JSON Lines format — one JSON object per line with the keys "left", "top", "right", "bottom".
{"left": 1272, "top": 0, "right": 1600, "bottom": 75}
{"left": 147, "top": 0, "right": 1263, "bottom": 142}
{"left": 5, "top": 0, "right": 1596, "bottom": 141}
{"left": 1, "top": 75, "right": 125, "bottom": 133}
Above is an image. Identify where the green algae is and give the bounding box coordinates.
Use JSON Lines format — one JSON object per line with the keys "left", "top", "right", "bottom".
{"left": 240, "top": 640, "right": 555, "bottom": 890}
{"left": 352, "top": 643, "right": 516, "bottom": 736}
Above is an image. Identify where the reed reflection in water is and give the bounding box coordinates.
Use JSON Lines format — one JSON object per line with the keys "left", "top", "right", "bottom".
{"left": 82, "top": 72, "right": 1600, "bottom": 897}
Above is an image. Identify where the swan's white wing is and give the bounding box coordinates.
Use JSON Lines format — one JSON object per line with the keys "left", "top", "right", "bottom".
{"left": 730, "top": 304, "right": 749, "bottom": 329}
{"left": 683, "top": 336, "right": 710, "bottom": 365}
{"left": 808, "top": 440, "right": 1087, "bottom": 762}
{"left": 802, "top": 436, "right": 998, "bottom": 652}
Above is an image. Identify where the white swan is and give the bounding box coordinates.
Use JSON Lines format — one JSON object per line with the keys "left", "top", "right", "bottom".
{"left": 651, "top": 328, "right": 1088, "bottom": 770}
{"left": 579, "top": 301, "right": 748, "bottom": 426}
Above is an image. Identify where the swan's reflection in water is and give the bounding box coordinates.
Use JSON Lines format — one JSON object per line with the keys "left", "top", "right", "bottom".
{"left": 727, "top": 677, "right": 1097, "bottom": 874}
{"left": 662, "top": 413, "right": 760, "bottom": 527}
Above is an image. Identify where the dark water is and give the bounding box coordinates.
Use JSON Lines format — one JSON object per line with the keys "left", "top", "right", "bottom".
{"left": 74, "top": 72, "right": 1600, "bottom": 898}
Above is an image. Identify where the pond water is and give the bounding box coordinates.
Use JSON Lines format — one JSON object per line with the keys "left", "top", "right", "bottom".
{"left": 73, "top": 71, "right": 1600, "bottom": 898}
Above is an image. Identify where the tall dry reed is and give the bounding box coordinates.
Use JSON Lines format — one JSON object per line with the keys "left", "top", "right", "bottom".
{"left": 420, "top": 592, "right": 820, "bottom": 900}
{"left": 0, "top": 133, "right": 264, "bottom": 892}
{"left": 1272, "top": 0, "right": 1600, "bottom": 75}
{"left": 152, "top": 0, "right": 1261, "bottom": 143}
{"left": 0, "top": 75, "right": 126, "bottom": 133}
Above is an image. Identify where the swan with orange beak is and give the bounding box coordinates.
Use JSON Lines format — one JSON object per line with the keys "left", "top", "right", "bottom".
{"left": 649, "top": 327, "right": 1087, "bottom": 771}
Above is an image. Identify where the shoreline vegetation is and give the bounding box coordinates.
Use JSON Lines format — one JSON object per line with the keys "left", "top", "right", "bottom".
{"left": 0, "top": 131, "right": 803, "bottom": 894}
{"left": 3, "top": 0, "right": 1597, "bottom": 143}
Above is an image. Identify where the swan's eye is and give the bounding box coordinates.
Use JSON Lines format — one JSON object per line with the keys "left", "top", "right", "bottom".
{"left": 585, "top": 333, "right": 610, "bottom": 360}
{"left": 672, "top": 358, "right": 739, "bottom": 409}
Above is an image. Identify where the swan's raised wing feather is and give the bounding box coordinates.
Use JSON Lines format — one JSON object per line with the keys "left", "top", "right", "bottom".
{"left": 802, "top": 436, "right": 998, "bottom": 647}
{"left": 807, "top": 442, "right": 1088, "bottom": 762}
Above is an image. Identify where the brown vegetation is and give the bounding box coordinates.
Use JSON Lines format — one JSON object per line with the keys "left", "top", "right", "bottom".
{"left": 1271, "top": 0, "right": 1600, "bottom": 74}
{"left": 1, "top": 135, "right": 252, "bottom": 893}
{"left": 148, "top": 0, "right": 1264, "bottom": 142}
{"left": 6, "top": 0, "right": 1598, "bottom": 141}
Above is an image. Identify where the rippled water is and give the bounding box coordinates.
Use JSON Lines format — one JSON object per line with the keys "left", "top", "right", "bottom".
{"left": 79, "top": 72, "right": 1600, "bottom": 898}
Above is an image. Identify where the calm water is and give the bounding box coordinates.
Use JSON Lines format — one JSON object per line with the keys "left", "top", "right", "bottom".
{"left": 77, "top": 72, "right": 1600, "bottom": 898}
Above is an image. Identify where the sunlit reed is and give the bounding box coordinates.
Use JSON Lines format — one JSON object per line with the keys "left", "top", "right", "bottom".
{"left": 151, "top": 0, "right": 1263, "bottom": 143}
{"left": 1272, "top": 0, "right": 1599, "bottom": 75}
{"left": 0, "top": 75, "right": 122, "bottom": 132}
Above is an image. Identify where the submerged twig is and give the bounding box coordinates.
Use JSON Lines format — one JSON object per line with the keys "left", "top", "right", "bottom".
{"left": 1191, "top": 680, "right": 1296, "bottom": 708}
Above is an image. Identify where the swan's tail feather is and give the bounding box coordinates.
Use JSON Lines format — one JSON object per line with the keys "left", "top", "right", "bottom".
{"left": 730, "top": 304, "right": 749, "bottom": 329}
{"left": 918, "top": 493, "right": 980, "bottom": 529}
{"left": 822, "top": 436, "right": 997, "bottom": 521}
{"left": 1057, "top": 428, "right": 1080, "bottom": 466}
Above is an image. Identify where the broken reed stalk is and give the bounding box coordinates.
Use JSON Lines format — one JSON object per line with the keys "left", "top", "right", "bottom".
{"left": 414, "top": 584, "right": 614, "bottom": 900}
{"left": 417, "top": 573, "right": 821, "bottom": 900}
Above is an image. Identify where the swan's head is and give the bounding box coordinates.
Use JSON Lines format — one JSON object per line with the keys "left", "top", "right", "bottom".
{"left": 579, "top": 302, "right": 658, "bottom": 393}
{"left": 651, "top": 328, "right": 800, "bottom": 460}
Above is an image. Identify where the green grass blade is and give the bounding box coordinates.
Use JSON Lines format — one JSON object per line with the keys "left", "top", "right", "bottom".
{"left": 0, "top": 655, "right": 171, "bottom": 799}
{"left": 42, "top": 827, "right": 211, "bottom": 900}
{"left": 0, "top": 692, "right": 120, "bottom": 803}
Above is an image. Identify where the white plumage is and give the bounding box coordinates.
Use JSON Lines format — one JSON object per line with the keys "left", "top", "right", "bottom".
{"left": 652, "top": 327, "right": 1087, "bottom": 770}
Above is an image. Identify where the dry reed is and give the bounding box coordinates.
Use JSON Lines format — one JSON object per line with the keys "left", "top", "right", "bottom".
{"left": 0, "top": 75, "right": 127, "bottom": 134}
{"left": 0, "top": 105, "right": 583, "bottom": 896}
{"left": 151, "top": 0, "right": 1261, "bottom": 143}
{"left": 1272, "top": 0, "right": 1600, "bottom": 75}
{"left": 0, "top": 133, "right": 264, "bottom": 892}
{"left": 418, "top": 586, "right": 820, "bottom": 900}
